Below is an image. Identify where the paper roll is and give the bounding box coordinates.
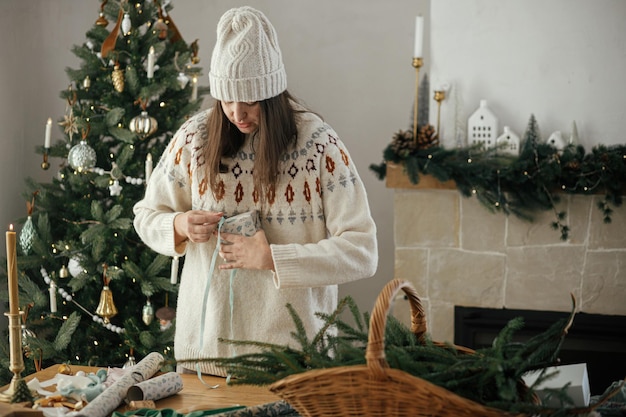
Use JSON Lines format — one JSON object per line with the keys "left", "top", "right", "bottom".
{"left": 126, "top": 372, "right": 183, "bottom": 402}
{"left": 72, "top": 352, "right": 164, "bottom": 417}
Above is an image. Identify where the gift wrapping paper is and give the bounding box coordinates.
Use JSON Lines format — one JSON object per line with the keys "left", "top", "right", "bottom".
{"left": 71, "top": 351, "right": 164, "bottom": 417}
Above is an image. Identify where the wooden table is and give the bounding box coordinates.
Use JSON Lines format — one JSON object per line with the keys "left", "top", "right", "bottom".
{"left": 3, "top": 365, "right": 281, "bottom": 415}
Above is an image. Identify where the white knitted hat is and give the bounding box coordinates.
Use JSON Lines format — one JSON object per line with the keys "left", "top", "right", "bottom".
{"left": 209, "top": 7, "right": 287, "bottom": 102}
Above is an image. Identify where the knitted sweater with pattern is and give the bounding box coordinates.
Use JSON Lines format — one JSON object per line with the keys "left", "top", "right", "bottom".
{"left": 133, "top": 107, "right": 378, "bottom": 375}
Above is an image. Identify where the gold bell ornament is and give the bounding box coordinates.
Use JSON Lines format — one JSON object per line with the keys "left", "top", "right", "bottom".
{"left": 95, "top": 265, "right": 118, "bottom": 324}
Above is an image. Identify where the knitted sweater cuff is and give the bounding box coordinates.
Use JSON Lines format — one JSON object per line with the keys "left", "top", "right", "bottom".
{"left": 270, "top": 244, "right": 300, "bottom": 288}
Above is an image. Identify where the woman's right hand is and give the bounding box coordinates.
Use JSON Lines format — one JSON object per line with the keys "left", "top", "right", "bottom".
{"left": 174, "top": 210, "right": 223, "bottom": 245}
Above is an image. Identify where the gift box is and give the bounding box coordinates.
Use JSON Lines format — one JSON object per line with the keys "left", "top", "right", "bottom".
{"left": 522, "top": 363, "right": 590, "bottom": 407}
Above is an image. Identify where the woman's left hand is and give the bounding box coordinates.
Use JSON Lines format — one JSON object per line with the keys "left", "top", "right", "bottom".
{"left": 218, "top": 230, "right": 275, "bottom": 271}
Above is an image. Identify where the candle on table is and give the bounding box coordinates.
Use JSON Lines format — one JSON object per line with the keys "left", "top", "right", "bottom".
{"left": 44, "top": 117, "right": 52, "bottom": 149}
{"left": 414, "top": 15, "right": 424, "bottom": 58}
{"left": 147, "top": 46, "right": 155, "bottom": 79}
{"left": 6, "top": 224, "right": 19, "bottom": 315}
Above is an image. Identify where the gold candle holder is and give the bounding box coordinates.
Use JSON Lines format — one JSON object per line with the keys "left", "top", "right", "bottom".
{"left": 412, "top": 57, "right": 423, "bottom": 145}
{"left": 433, "top": 89, "right": 446, "bottom": 142}
{"left": 41, "top": 150, "right": 50, "bottom": 170}
{"left": 0, "top": 310, "right": 26, "bottom": 403}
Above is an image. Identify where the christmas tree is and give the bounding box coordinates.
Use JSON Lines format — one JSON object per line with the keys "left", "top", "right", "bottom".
{"left": 0, "top": 0, "right": 208, "bottom": 384}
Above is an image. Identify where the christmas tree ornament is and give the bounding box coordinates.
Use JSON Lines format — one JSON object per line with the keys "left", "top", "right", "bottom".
{"left": 95, "top": 0, "right": 109, "bottom": 26}
{"left": 154, "top": 18, "right": 168, "bottom": 40}
{"left": 190, "top": 39, "right": 200, "bottom": 64}
{"left": 68, "top": 140, "right": 97, "bottom": 172}
{"left": 59, "top": 108, "right": 79, "bottom": 142}
{"left": 156, "top": 304, "right": 175, "bottom": 331}
{"left": 130, "top": 110, "right": 158, "bottom": 139}
{"left": 101, "top": 9, "right": 124, "bottom": 59}
{"left": 109, "top": 180, "right": 123, "bottom": 196}
{"left": 177, "top": 72, "right": 189, "bottom": 89}
{"left": 19, "top": 216, "right": 36, "bottom": 255}
{"left": 21, "top": 324, "right": 36, "bottom": 359}
{"left": 121, "top": 13, "right": 132, "bottom": 36}
{"left": 59, "top": 264, "right": 69, "bottom": 278}
{"left": 19, "top": 193, "right": 39, "bottom": 255}
{"left": 112, "top": 63, "right": 125, "bottom": 92}
{"left": 123, "top": 349, "right": 137, "bottom": 369}
{"left": 68, "top": 257, "right": 82, "bottom": 277}
{"left": 142, "top": 300, "right": 155, "bottom": 325}
{"left": 83, "top": 75, "right": 91, "bottom": 90}
{"left": 95, "top": 266, "right": 118, "bottom": 324}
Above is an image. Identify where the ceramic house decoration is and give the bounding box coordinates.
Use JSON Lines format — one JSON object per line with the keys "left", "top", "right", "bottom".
{"left": 468, "top": 99, "right": 499, "bottom": 151}
{"left": 495, "top": 126, "right": 520, "bottom": 156}
{"left": 547, "top": 131, "right": 566, "bottom": 152}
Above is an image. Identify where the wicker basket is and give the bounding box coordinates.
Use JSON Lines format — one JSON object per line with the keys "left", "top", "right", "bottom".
{"left": 269, "top": 278, "right": 527, "bottom": 417}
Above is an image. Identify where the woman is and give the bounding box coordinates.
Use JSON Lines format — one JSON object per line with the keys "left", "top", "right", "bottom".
{"left": 133, "top": 6, "right": 377, "bottom": 376}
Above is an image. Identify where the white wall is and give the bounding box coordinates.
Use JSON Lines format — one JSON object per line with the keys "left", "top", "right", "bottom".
{"left": 431, "top": 0, "right": 626, "bottom": 149}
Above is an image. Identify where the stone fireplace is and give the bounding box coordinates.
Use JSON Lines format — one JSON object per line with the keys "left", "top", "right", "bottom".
{"left": 387, "top": 163, "right": 626, "bottom": 394}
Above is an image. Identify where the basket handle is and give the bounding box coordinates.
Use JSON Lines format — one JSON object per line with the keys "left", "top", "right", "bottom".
{"left": 365, "top": 279, "right": 427, "bottom": 380}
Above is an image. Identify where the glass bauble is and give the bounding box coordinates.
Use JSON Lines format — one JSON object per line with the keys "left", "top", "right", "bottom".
{"left": 130, "top": 111, "right": 158, "bottom": 140}
{"left": 68, "top": 140, "right": 97, "bottom": 172}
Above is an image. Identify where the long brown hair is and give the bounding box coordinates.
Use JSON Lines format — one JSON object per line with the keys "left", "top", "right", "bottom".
{"left": 205, "top": 90, "right": 300, "bottom": 200}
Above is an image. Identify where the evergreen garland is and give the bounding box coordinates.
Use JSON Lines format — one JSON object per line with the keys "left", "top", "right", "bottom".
{"left": 370, "top": 122, "right": 626, "bottom": 240}
{"left": 181, "top": 294, "right": 619, "bottom": 416}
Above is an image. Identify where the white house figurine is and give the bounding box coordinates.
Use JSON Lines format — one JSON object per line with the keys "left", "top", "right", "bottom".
{"left": 547, "top": 131, "right": 566, "bottom": 152}
{"left": 495, "top": 126, "right": 520, "bottom": 156}
{"left": 468, "top": 99, "right": 499, "bottom": 151}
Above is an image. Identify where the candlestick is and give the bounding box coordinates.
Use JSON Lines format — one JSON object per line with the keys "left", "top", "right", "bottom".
{"left": 413, "top": 15, "right": 424, "bottom": 58}
{"left": 6, "top": 225, "right": 18, "bottom": 315}
{"left": 412, "top": 57, "right": 423, "bottom": 144}
{"left": 434, "top": 89, "right": 446, "bottom": 142}
{"left": 145, "top": 153, "right": 153, "bottom": 183}
{"left": 44, "top": 117, "right": 52, "bottom": 149}
{"left": 147, "top": 46, "right": 155, "bottom": 79}
{"left": 1, "top": 224, "right": 25, "bottom": 403}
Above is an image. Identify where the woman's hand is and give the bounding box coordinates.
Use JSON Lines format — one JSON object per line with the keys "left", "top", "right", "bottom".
{"left": 218, "top": 230, "right": 275, "bottom": 271}
{"left": 174, "top": 210, "right": 223, "bottom": 245}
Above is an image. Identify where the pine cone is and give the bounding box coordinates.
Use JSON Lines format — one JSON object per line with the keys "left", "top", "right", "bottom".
{"left": 112, "top": 64, "right": 125, "bottom": 93}
{"left": 417, "top": 124, "right": 437, "bottom": 149}
{"left": 390, "top": 130, "right": 417, "bottom": 157}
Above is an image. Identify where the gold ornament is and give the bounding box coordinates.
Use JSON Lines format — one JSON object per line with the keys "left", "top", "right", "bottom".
{"left": 95, "top": 265, "right": 118, "bottom": 323}
{"left": 130, "top": 110, "right": 158, "bottom": 139}
{"left": 59, "top": 265, "right": 69, "bottom": 279}
{"left": 83, "top": 75, "right": 91, "bottom": 90}
{"left": 112, "top": 64, "right": 125, "bottom": 93}
{"left": 154, "top": 18, "right": 168, "bottom": 40}
{"left": 142, "top": 300, "right": 154, "bottom": 326}
{"left": 95, "top": 0, "right": 108, "bottom": 26}
{"left": 57, "top": 364, "right": 72, "bottom": 375}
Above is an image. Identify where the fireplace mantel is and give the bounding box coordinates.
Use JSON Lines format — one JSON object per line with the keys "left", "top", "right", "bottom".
{"left": 387, "top": 160, "right": 626, "bottom": 354}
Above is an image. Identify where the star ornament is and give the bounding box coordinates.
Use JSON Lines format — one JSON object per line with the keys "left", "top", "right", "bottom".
{"left": 109, "top": 180, "right": 123, "bottom": 196}
{"left": 59, "top": 108, "right": 79, "bottom": 141}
